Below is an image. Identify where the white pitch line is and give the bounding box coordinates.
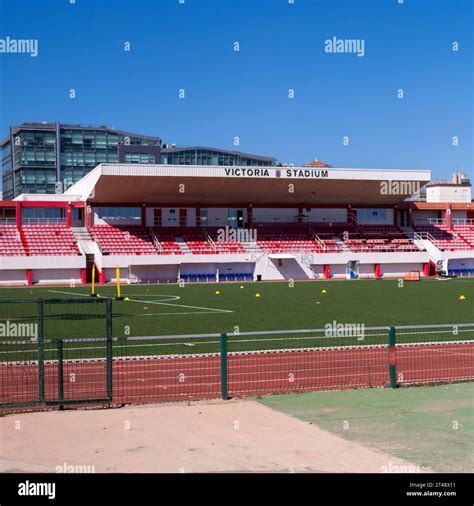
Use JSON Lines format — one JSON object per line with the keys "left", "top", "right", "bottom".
{"left": 48, "top": 289, "right": 234, "bottom": 315}
{"left": 129, "top": 297, "right": 233, "bottom": 314}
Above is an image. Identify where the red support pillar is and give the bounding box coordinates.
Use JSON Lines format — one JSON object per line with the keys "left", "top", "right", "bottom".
{"left": 445, "top": 204, "right": 452, "bottom": 229}
{"left": 27, "top": 269, "right": 33, "bottom": 286}
{"left": 323, "top": 264, "right": 331, "bottom": 279}
{"left": 66, "top": 204, "right": 72, "bottom": 227}
{"left": 423, "top": 263, "right": 430, "bottom": 277}
{"left": 16, "top": 202, "right": 21, "bottom": 227}
{"left": 81, "top": 268, "right": 87, "bottom": 285}
{"left": 99, "top": 268, "right": 106, "bottom": 284}
{"left": 374, "top": 263, "right": 381, "bottom": 279}
{"left": 85, "top": 205, "right": 92, "bottom": 229}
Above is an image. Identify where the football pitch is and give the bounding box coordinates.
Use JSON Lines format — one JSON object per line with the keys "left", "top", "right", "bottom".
{"left": 0, "top": 278, "right": 473, "bottom": 357}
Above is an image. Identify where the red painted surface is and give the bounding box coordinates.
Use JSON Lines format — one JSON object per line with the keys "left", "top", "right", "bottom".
{"left": 99, "top": 268, "right": 106, "bottom": 284}
{"left": 1, "top": 343, "right": 472, "bottom": 407}
{"left": 81, "top": 268, "right": 87, "bottom": 285}
{"left": 423, "top": 263, "right": 430, "bottom": 277}
{"left": 324, "top": 264, "right": 331, "bottom": 279}
{"left": 26, "top": 269, "right": 33, "bottom": 286}
{"left": 18, "top": 227, "right": 30, "bottom": 256}
{"left": 374, "top": 264, "right": 381, "bottom": 279}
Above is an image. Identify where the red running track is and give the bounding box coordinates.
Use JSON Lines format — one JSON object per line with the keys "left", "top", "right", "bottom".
{"left": 1, "top": 342, "right": 473, "bottom": 407}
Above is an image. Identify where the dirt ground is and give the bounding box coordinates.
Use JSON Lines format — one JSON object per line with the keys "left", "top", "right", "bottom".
{"left": 0, "top": 399, "right": 428, "bottom": 473}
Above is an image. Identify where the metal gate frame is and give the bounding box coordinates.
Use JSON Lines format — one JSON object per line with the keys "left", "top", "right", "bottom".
{"left": 0, "top": 298, "right": 113, "bottom": 410}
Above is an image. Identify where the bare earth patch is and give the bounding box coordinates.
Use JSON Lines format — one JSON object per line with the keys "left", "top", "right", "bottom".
{"left": 0, "top": 399, "right": 427, "bottom": 473}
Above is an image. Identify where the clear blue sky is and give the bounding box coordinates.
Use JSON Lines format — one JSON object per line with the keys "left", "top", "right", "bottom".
{"left": 0, "top": 0, "right": 472, "bottom": 182}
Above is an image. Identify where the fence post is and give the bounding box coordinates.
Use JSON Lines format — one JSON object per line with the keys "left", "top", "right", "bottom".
{"left": 220, "top": 333, "right": 228, "bottom": 400}
{"left": 105, "top": 299, "right": 113, "bottom": 402}
{"left": 37, "top": 299, "right": 45, "bottom": 402}
{"left": 388, "top": 326, "right": 398, "bottom": 389}
{"left": 57, "top": 339, "right": 64, "bottom": 409}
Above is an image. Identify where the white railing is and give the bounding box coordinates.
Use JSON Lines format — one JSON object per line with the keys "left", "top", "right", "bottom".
{"left": 203, "top": 228, "right": 217, "bottom": 252}
{"left": 22, "top": 218, "right": 67, "bottom": 225}
{"left": 414, "top": 231, "right": 436, "bottom": 242}
{"left": 452, "top": 219, "right": 474, "bottom": 226}
{"left": 149, "top": 227, "right": 163, "bottom": 253}
{"left": 313, "top": 234, "right": 328, "bottom": 252}
{"left": 0, "top": 218, "right": 17, "bottom": 225}
{"left": 413, "top": 218, "right": 445, "bottom": 226}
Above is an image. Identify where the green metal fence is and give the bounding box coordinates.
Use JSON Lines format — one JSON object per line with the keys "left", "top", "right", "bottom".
{"left": 1, "top": 307, "right": 473, "bottom": 410}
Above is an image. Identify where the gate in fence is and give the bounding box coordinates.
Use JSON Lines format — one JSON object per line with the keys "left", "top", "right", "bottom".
{"left": 0, "top": 298, "right": 112, "bottom": 410}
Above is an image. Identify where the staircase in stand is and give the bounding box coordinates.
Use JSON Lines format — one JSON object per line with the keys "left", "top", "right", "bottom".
{"left": 175, "top": 237, "right": 192, "bottom": 254}
{"left": 71, "top": 227, "right": 97, "bottom": 255}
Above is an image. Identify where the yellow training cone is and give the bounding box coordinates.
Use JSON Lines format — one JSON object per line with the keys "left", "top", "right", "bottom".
{"left": 240, "top": 285, "right": 245, "bottom": 289}
{"left": 321, "top": 289, "right": 327, "bottom": 294}
{"left": 255, "top": 293, "right": 261, "bottom": 298}
{"left": 215, "top": 290, "right": 220, "bottom": 295}
{"left": 124, "top": 297, "right": 130, "bottom": 301}
{"left": 459, "top": 295, "right": 466, "bottom": 300}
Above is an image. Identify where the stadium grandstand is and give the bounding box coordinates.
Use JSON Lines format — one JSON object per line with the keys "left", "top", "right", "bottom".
{"left": 0, "top": 164, "right": 473, "bottom": 285}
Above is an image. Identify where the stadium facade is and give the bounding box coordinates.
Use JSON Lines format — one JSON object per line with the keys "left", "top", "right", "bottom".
{"left": 1, "top": 122, "right": 276, "bottom": 199}
{"left": 0, "top": 157, "right": 473, "bottom": 286}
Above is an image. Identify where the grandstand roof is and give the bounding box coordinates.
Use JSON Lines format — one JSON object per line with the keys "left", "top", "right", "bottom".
{"left": 64, "top": 164, "right": 431, "bottom": 206}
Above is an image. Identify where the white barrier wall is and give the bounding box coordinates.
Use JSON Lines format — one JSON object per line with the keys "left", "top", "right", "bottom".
{"left": 380, "top": 263, "right": 424, "bottom": 277}
{"left": 0, "top": 269, "right": 27, "bottom": 285}
{"left": 127, "top": 264, "right": 179, "bottom": 283}
{"left": 32, "top": 269, "right": 82, "bottom": 285}
{"left": 358, "top": 263, "right": 374, "bottom": 277}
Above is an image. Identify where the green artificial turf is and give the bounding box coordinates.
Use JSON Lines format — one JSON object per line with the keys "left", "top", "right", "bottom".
{"left": 0, "top": 278, "right": 473, "bottom": 359}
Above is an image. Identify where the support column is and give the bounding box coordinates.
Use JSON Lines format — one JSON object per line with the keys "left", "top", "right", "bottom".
{"left": 323, "top": 264, "right": 331, "bottom": 279}
{"left": 141, "top": 204, "right": 147, "bottom": 227}
{"left": 407, "top": 208, "right": 413, "bottom": 228}
{"left": 247, "top": 205, "right": 253, "bottom": 228}
{"left": 298, "top": 207, "right": 303, "bottom": 223}
{"left": 66, "top": 204, "right": 72, "bottom": 227}
{"left": 374, "top": 263, "right": 381, "bottom": 279}
{"left": 196, "top": 206, "right": 201, "bottom": 227}
{"left": 27, "top": 269, "right": 33, "bottom": 286}
{"left": 393, "top": 207, "right": 398, "bottom": 227}
{"left": 445, "top": 204, "right": 452, "bottom": 229}
{"left": 16, "top": 202, "right": 21, "bottom": 227}
{"left": 85, "top": 205, "right": 92, "bottom": 229}
{"left": 81, "top": 268, "right": 87, "bottom": 285}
